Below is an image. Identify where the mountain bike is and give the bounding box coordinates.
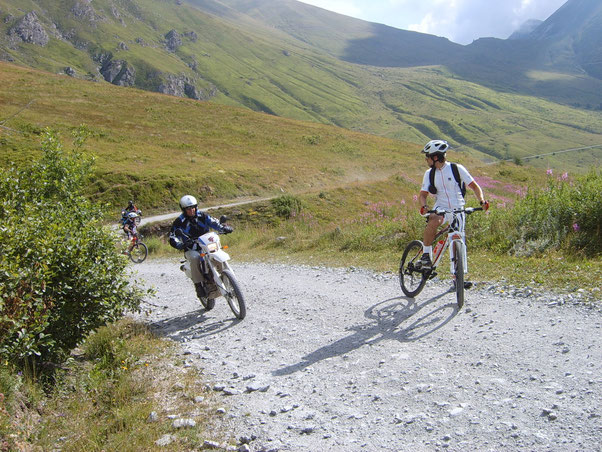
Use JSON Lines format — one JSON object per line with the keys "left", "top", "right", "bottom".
{"left": 399, "top": 207, "right": 483, "bottom": 308}
{"left": 126, "top": 234, "right": 148, "bottom": 263}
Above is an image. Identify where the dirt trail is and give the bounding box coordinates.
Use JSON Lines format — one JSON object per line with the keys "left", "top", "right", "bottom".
{"left": 135, "top": 259, "right": 601, "bottom": 451}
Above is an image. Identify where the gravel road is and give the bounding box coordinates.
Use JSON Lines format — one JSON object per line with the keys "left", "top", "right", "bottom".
{"left": 134, "top": 258, "right": 601, "bottom": 451}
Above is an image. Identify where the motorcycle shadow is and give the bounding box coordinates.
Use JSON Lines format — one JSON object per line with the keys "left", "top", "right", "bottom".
{"left": 273, "top": 292, "right": 458, "bottom": 376}
{"left": 149, "top": 307, "right": 240, "bottom": 343}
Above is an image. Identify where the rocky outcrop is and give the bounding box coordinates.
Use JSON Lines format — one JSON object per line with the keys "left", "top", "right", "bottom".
{"left": 8, "top": 11, "right": 49, "bottom": 46}
{"left": 183, "top": 31, "right": 198, "bottom": 42}
{"left": 100, "top": 59, "right": 135, "bottom": 86}
{"left": 158, "top": 74, "right": 201, "bottom": 99}
{"left": 71, "top": 0, "right": 99, "bottom": 23}
{"left": 165, "top": 29, "right": 181, "bottom": 52}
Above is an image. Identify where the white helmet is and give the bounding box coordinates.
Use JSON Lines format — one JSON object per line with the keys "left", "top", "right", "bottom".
{"left": 127, "top": 211, "right": 139, "bottom": 219}
{"left": 179, "top": 195, "right": 198, "bottom": 211}
{"left": 422, "top": 140, "right": 449, "bottom": 155}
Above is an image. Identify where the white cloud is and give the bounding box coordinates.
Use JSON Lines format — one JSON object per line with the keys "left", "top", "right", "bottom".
{"left": 297, "top": 0, "right": 568, "bottom": 44}
{"left": 297, "top": 0, "right": 363, "bottom": 18}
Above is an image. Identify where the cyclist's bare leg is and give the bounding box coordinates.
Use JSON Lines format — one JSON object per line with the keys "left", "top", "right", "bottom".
{"left": 423, "top": 213, "right": 444, "bottom": 246}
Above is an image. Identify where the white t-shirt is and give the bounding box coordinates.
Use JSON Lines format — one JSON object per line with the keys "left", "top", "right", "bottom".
{"left": 421, "top": 162, "right": 474, "bottom": 209}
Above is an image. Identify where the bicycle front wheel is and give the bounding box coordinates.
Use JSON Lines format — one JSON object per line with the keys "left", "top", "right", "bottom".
{"left": 129, "top": 242, "right": 148, "bottom": 263}
{"left": 221, "top": 270, "right": 246, "bottom": 320}
{"left": 399, "top": 240, "right": 427, "bottom": 298}
{"left": 452, "top": 240, "right": 464, "bottom": 308}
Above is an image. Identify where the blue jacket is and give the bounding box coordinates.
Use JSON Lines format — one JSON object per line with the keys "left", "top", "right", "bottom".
{"left": 169, "top": 211, "right": 225, "bottom": 250}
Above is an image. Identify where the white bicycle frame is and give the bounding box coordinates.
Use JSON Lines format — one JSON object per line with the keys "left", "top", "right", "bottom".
{"left": 427, "top": 209, "right": 468, "bottom": 276}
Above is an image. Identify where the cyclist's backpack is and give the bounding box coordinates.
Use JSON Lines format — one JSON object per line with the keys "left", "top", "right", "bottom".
{"left": 428, "top": 163, "right": 466, "bottom": 198}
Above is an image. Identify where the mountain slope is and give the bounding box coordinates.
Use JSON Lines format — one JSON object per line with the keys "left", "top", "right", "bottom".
{"left": 527, "top": 0, "right": 602, "bottom": 79}
{"left": 190, "top": 0, "right": 602, "bottom": 106}
{"left": 186, "top": 0, "right": 464, "bottom": 67}
{"left": 1, "top": 0, "right": 601, "bottom": 172}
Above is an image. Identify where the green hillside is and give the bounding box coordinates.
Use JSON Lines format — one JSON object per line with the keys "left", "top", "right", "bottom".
{"left": 1, "top": 0, "right": 601, "bottom": 173}
{"left": 0, "top": 61, "right": 421, "bottom": 214}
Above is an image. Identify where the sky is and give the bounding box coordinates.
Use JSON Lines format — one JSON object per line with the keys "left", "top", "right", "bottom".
{"left": 297, "top": 0, "right": 568, "bottom": 45}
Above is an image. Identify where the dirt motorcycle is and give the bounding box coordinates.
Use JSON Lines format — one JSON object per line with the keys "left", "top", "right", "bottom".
{"left": 178, "top": 217, "right": 246, "bottom": 319}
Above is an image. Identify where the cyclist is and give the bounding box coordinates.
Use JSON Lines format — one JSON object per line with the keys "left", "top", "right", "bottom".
{"left": 169, "top": 195, "right": 233, "bottom": 298}
{"left": 417, "top": 140, "right": 489, "bottom": 278}
{"left": 122, "top": 211, "right": 139, "bottom": 255}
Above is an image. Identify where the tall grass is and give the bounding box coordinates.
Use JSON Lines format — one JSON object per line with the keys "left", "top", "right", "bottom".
{"left": 511, "top": 170, "right": 602, "bottom": 256}
{"left": 1, "top": 318, "right": 226, "bottom": 451}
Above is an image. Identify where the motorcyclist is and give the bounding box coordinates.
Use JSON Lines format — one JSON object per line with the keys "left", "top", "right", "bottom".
{"left": 169, "top": 195, "right": 233, "bottom": 298}
{"left": 121, "top": 200, "right": 141, "bottom": 225}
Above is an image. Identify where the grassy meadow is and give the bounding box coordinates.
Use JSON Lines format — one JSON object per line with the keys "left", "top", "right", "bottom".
{"left": 2, "top": 60, "right": 599, "bottom": 292}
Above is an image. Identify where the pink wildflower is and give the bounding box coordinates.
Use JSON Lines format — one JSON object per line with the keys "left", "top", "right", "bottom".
{"left": 546, "top": 169, "right": 553, "bottom": 176}
{"left": 572, "top": 223, "right": 580, "bottom": 232}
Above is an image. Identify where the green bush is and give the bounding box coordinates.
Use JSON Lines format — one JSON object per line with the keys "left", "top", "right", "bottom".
{"left": 508, "top": 170, "right": 601, "bottom": 256}
{"left": 271, "top": 195, "right": 303, "bottom": 219}
{"left": 0, "top": 129, "right": 146, "bottom": 370}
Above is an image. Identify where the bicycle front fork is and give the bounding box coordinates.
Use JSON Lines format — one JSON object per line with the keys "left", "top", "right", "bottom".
{"left": 450, "top": 239, "right": 468, "bottom": 275}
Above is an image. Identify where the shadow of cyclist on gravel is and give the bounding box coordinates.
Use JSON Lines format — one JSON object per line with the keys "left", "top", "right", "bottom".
{"left": 149, "top": 309, "right": 241, "bottom": 343}
{"left": 273, "top": 292, "right": 457, "bottom": 376}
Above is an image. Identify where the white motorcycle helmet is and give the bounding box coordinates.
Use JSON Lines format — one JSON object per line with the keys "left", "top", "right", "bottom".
{"left": 422, "top": 139, "right": 449, "bottom": 155}
{"left": 179, "top": 195, "right": 198, "bottom": 212}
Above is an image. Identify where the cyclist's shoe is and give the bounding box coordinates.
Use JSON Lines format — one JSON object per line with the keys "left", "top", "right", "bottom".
{"left": 195, "top": 282, "right": 207, "bottom": 298}
{"left": 452, "top": 280, "right": 473, "bottom": 290}
{"left": 415, "top": 253, "right": 432, "bottom": 270}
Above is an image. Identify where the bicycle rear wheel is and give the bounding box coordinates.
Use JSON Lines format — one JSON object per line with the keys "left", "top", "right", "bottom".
{"left": 129, "top": 242, "right": 148, "bottom": 263}
{"left": 399, "top": 240, "right": 427, "bottom": 298}
{"left": 452, "top": 241, "right": 464, "bottom": 308}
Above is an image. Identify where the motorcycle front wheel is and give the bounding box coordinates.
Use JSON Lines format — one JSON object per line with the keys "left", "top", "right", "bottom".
{"left": 198, "top": 294, "right": 216, "bottom": 311}
{"left": 221, "top": 269, "right": 246, "bottom": 320}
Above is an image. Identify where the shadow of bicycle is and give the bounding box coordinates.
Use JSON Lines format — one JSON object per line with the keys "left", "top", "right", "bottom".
{"left": 273, "top": 291, "right": 458, "bottom": 376}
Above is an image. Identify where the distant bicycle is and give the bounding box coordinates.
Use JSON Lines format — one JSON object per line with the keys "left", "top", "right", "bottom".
{"left": 126, "top": 234, "right": 148, "bottom": 263}
{"left": 399, "top": 207, "right": 483, "bottom": 308}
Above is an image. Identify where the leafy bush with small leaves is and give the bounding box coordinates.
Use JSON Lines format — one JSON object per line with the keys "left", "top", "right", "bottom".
{"left": 0, "top": 128, "right": 146, "bottom": 370}
{"left": 271, "top": 195, "right": 303, "bottom": 219}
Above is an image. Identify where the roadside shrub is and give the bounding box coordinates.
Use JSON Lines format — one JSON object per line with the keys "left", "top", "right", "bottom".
{"left": 0, "top": 129, "right": 146, "bottom": 371}
{"left": 508, "top": 170, "right": 601, "bottom": 256}
{"left": 271, "top": 195, "right": 302, "bottom": 219}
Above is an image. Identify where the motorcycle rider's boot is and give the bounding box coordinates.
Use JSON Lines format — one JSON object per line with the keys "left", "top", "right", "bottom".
{"left": 195, "top": 282, "right": 207, "bottom": 298}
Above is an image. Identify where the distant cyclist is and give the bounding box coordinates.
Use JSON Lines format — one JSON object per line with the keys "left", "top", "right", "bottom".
{"left": 122, "top": 211, "right": 139, "bottom": 255}
{"left": 417, "top": 140, "right": 489, "bottom": 274}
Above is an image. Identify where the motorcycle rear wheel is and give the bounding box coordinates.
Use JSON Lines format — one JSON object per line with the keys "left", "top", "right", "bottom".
{"left": 222, "top": 269, "right": 246, "bottom": 320}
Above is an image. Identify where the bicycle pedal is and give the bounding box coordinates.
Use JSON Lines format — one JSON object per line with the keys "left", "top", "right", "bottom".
{"left": 427, "top": 271, "right": 438, "bottom": 280}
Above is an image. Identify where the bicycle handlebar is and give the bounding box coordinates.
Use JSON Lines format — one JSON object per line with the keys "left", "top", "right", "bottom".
{"left": 424, "top": 206, "right": 483, "bottom": 216}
